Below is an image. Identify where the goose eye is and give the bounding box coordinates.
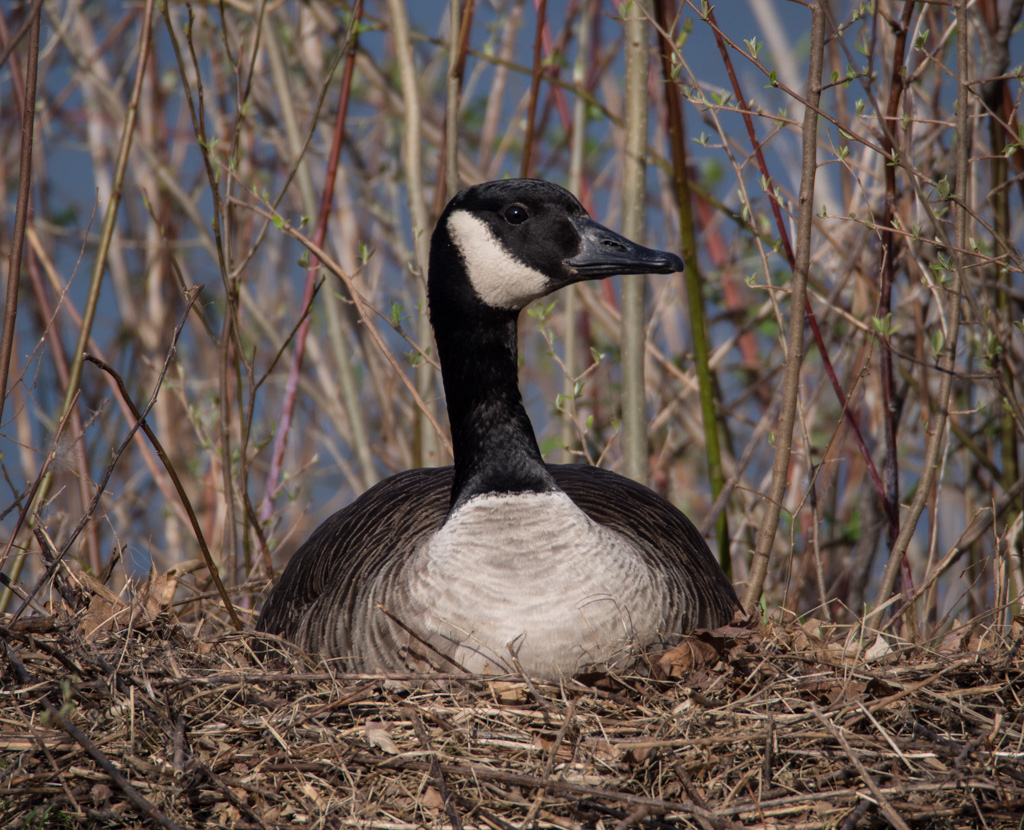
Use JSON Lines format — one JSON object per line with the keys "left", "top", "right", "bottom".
{"left": 504, "top": 205, "right": 528, "bottom": 224}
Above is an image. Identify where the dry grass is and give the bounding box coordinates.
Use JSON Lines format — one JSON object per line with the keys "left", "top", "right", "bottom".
{"left": 3, "top": 598, "right": 1023, "bottom": 829}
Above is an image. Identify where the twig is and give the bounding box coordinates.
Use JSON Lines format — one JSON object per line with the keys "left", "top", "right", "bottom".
{"left": 611, "top": 805, "right": 650, "bottom": 830}
{"left": 742, "top": 2, "right": 823, "bottom": 612}
{"left": 161, "top": 1, "right": 246, "bottom": 588}
{"left": 13, "top": 288, "right": 243, "bottom": 629}
{"left": 386, "top": 0, "right": 438, "bottom": 468}
{"left": 702, "top": 3, "right": 900, "bottom": 538}
{"left": 673, "top": 761, "right": 742, "bottom": 830}
{"left": 876, "top": 3, "right": 919, "bottom": 627}
{"left": 653, "top": 0, "right": 730, "bottom": 575}
{"left": 0, "top": 0, "right": 40, "bottom": 428}
{"left": 236, "top": 201, "right": 454, "bottom": 456}
{"left": 620, "top": 0, "right": 651, "bottom": 485}
{"left": 354, "top": 753, "right": 733, "bottom": 824}
{"left": 0, "top": 0, "right": 43, "bottom": 72}
{"left": 377, "top": 604, "right": 469, "bottom": 673}
{"left": 521, "top": 0, "right": 547, "bottom": 179}
{"left": 406, "top": 709, "right": 463, "bottom": 830}
{"left": 869, "top": 0, "right": 969, "bottom": 629}
{"left": 32, "top": 0, "right": 158, "bottom": 575}
{"left": 4, "top": 641, "right": 187, "bottom": 830}
{"left": 559, "top": 0, "right": 592, "bottom": 463}
{"left": 443, "top": 0, "right": 474, "bottom": 200}
{"left": 81, "top": 289, "right": 241, "bottom": 631}
{"left": 812, "top": 704, "right": 911, "bottom": 830}
{"left": 0, "top": 389, "right": 79, "bottom": 614}
{"left": 258, "top": 2, "right": 369, "bottom": 530}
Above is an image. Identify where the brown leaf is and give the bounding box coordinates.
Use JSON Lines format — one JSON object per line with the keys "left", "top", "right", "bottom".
{"left": 421, "top": 785, "right": 445, "bottom": 811}
{"left": 81, "top": 594, "right": 120, "bottom": 642}
{"left": 365, "top": 720, "right": 399, "bottom": 754}
{"left": 793, "top": 618, "right": 826, "bottom": 651}
{"left": 657, "top": 637, "right": 721, "bottom": 679}
{"left": 90, "top": 783, "right": 112, "bottom": 807}
{"left": 133, "top": 566, "right": 182, "bottom": 626}
{"left": 488, "top": 680, "right": 528, "bottom": 704}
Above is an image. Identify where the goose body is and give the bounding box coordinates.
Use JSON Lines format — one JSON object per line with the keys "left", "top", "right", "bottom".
{"left": 257, "top": 179, "right": 739, "bottom": 676}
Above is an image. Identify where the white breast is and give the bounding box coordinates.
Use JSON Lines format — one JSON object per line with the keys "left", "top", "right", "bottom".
{"left": 395, "top": 491, "right": 673, "bottom": 676}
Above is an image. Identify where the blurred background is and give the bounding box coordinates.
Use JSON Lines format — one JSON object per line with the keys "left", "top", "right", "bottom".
{"left": 1, "top": 0, "right": 1021, "bottom": 635}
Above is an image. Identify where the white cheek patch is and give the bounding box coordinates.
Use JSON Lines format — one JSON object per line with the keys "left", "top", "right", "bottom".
{"left": 447, "top": 211, "right": 552, "bottom": 309}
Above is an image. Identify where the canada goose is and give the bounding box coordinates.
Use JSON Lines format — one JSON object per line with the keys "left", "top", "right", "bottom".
{"left": 257, "top": 179, "right": 738, "bottom": 677}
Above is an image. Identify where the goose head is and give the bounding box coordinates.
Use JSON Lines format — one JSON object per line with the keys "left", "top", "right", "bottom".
{"left": 426, "top": 178, "right": 685, "bottom": 506}
{"left": 428, "top": 178, "right": 684, "bottom": 316}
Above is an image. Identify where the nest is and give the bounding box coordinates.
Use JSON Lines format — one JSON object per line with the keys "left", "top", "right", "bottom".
{"left": 2, "top": 598, "right": 1023, "bottom": 830}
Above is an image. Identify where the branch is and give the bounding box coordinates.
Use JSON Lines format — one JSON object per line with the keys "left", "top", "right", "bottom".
{"left": 869, "top": 0, "right": 969, "bottom": 631}
{"left": 620, "top": 0, "right": 651, "bottom": 484}
{"left": 0, "top": 0, "right": 40, "bottom": 427}
{"left": 82, "top": 294, "right": 242, "bottom": 631}
{"left": 742, "top": 2, "right": 824, "bottom": 612}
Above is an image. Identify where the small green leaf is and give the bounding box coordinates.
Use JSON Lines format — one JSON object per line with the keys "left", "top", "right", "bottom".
{"left": 871, "top": 313, "right": 900, "bottom": 337}
{"left": 389, "top": 302, "right": 404, "bottom": 326}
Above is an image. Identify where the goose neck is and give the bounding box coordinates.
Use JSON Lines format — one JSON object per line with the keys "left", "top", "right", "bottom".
{"left": 435, "top": 308, "right": 555, "bottom": 506}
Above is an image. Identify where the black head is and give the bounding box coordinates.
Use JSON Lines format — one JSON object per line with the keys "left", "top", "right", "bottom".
{"left": 428, "top": 179, "right": 683, "bottom": 315}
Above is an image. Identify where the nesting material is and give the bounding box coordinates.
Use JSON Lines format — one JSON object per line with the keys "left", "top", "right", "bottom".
{"left": 2, "top": 603, "right": 1022, "bottom": 829}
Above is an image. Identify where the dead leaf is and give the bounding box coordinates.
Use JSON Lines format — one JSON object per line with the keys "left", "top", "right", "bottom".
{"left": 589, "top": 739, "right": 620, "bottom": 762}
{"left": 1012, "top": 612, "right": 1024, "bottom": 642}
{"left": 656, "top": 637, "right": 720, "bottom": 679}
{"left": 300, "top": 782, "right": 323, "bottom": 806}
{"left": 488, "top": 680, "right": 528, "bottom": 704}
{"left": 421, "top": 786, "right": 445, "bottom": 811}
{"left": 365, "top": 720, "right": 399, "bottom": 754}
{"left": 81, "top": 594, "right": 121, "bottom": 642}
{"left": 90, "top": 783, "right": 112, "bottom": 807}
{"left": 863, "top": 634, "right": 893, "bottom": 663}
{"left": 132, "top": 566, "right": 181, "bottom": 626}
{"left": 793, "top": 618, "right": 827, "bottom": 652}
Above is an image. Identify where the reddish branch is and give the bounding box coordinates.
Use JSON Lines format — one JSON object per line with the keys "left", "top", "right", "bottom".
{"left": 703, "top": 7, "right": 900, "bottom": 539}
{"left": 257, "top": 0, "right": 365, "bottom": 532}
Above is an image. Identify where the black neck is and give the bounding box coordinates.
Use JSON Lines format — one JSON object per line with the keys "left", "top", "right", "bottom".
{"left": 433, "top": 304, "right": 557, "bottom": 509}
